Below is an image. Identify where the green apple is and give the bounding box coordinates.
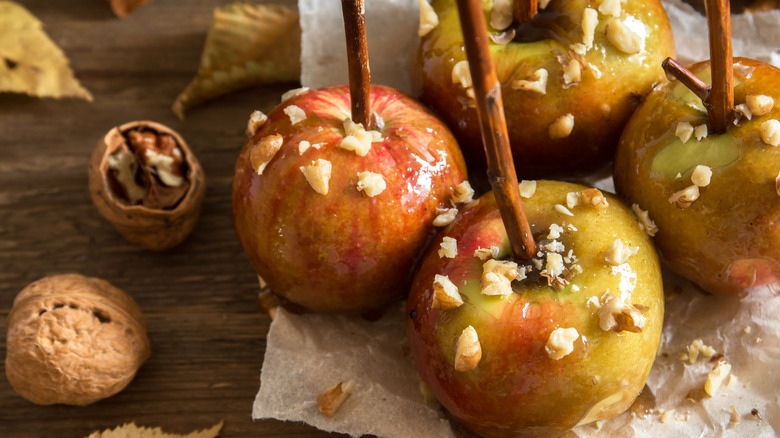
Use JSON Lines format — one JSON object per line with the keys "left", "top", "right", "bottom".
{"left": 232, "top": 85, "right": 468, "bottom": 314}
{"left": 406, "top": 180, "right": 663, "bottom": 437}
{"left": 418, "top": 0, "right": 675, "bottom": 177}
{"left": 614, "top": 57, "right": 780, "bottom": 295}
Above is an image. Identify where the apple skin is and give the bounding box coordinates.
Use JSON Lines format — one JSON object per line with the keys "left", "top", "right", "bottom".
{"left": 614, "top": 58, "right": 780, "bottom": 295}
{"left": 419, "top": 0, "right": 675, "bottom": 177}
{"left": 406, "top": 180, "right": 663, "bottom": 437}
{"left": 233, "top": 85, "right": 467, "bottom": 314}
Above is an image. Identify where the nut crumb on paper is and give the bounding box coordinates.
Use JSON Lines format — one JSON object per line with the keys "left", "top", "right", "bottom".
{"left": 317, "top": 381, "right": 354, "bottom": 417}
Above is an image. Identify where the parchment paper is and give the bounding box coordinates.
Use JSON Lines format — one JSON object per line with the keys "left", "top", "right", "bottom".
{"left": 254, "top": 1, "right": 780, "bottom": 436}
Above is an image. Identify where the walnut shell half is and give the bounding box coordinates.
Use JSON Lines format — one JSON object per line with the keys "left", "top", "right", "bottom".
{"left": 5, "top": 274, "right": 151, "bottom": 406}
{"left": 88, "top": 121, "right": 206, "bottom": 251}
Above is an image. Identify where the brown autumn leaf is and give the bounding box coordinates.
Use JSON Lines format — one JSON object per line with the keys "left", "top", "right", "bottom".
{"left": 0, "top": 1, "right": 92, "bottom": 101}
{"left": 172, "top": 3, "right": 301, "bottom": 119}
{"left": 106, "top": 0, "right": 151, "bottom": 18}
{"left": 85, "top": 421, "right": 224, "bottom": 438}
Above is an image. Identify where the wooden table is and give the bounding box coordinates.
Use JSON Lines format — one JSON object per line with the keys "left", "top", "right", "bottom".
{"left": 0, "top": 1, "right": 337, "bottom": 436}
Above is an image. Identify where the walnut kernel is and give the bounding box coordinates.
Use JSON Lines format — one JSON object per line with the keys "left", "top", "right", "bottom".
{"left": 432, "top": 274, "right": 463, "bottom": 310}
{"left": 300, "top": 159, "right": 332, "bottom": 195}
{"left": 454, "top": 326, "right": 482, "bottom": 371}
{"left": 418, "top": 0, "right": 439, "bottom": 37}
{"left": 317, "top": 380, "right": 354, "bottom": 416}
{"left": 545, "top": 327, "right": 579, "bottom": 360}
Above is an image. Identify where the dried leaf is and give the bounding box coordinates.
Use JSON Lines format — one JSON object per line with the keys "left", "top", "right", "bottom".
{"left": 0, "top": 1, "right": 92, "bottom": 101}
{"left": 85, "top": 421, "right": 223, "bottom": 438}
{"left": 106, "top": 0, "right": 151, "bottom": 18}
{"left": 172, "top": 3, "right": 301, "bottom": 119}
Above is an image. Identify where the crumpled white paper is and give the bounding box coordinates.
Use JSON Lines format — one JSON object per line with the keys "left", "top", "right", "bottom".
{"left": 253, "top": 1, "right": 780, "bottom": 437}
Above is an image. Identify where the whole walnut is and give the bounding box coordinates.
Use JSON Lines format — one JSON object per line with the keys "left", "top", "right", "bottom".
{"left": 5, "top": 274, "right": 151, "bottom": 406}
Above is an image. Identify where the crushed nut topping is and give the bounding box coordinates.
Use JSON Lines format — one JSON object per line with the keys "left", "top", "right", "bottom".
{"left": 675, "top": 121, "right": 694, "bottom": 143}
{"left": 729, "top": 406, "right": 741, "bottom": 425}
{"left": 281, "top": 87, "right": 310, "bottom": 103}
{"left": 734, "top": 103, "right": 753, "bottom": 124}
{"left": 300, "top": 159, "right": 332, "bottom": 195}
{"left": 452, "top": 181, "right": 475, "bottom": 204}
{"left": 569, "top": 43, "right": 587, "bottom": 56}
{"left": 246, "top": 110, "right": 268, "bottom": 137}
{"left": 587, "top": 296, "right": 601, "bottom": 309}
{"left": 704, "top": 361, "right": 731, "bottom": 397}
{"left": 631, "top": 204, "right": 658, "bottom": 237}
{"left": 339, "top": 134, "right": 371, "bottom": 156}
{"left": 250, "top": 134, "right": 284, "bottom": 175}
{"left": 433, "top": 207, "right": 458, "bottom": 227}
{"left": 539, "top": 0, "right": 551, "bottom": 9}
{"left": 562, "top": 58, "right": 582, "bottom": 85}
{"left": 283, "top": 105, "right": 306, "bottom": 125}
{"left": 775, "top": 172, "right": 780, "bottom": 197}
{"left": 418, "top": 0, "right": 439, "bottom": 37}
{"left": 490, "top": 0, "right": 513, "bottom": 30}
{"left": 760, "top": 119, "right": 780, "bottom": 146}
{"left": 481, "top": 259, "right": 517, "bottom": 296}
{"left": 545, "top": 327, "right": 579, "bottom": 360}
{"left": 438, "top": 236, "right": 458, "bottom": 258}
{"left": 474, "top": 246, "right": 500, "bottom": 261}
{"left": 454, "top": 326, "right": 482, "bottom": 371}
{"left": 432, "top": 274, "right": 463, "bottom": 310}
{"left": 317, "top": 380, "right": 354, "bottom": 417}
{"left": 511, "top": 68, "right": 548, "bottom": 95}
{"left": 598, "top": 292, "right": 648, "bottom": 333}
{"left": 598, "top": 0, "right": 621, "bottom": 17}
{"left": 547, "top": 224, "right": 564, "bottom": 240}
{"left": 581, "top": 188, "right": 608, "bottom": 207}
{"left": 298, "top": 141, "right": 311, "bottom": 155}
{"left": 660, "top": 409, "right": 676, "bottom": 424}
{"left": 605, "top": 239, "right": 639, "bottom": 265}
{"left": 683, "top": 338, "right": 716, "bottom": 363}
{"left": 549, "top": 114, "right": 575, "bottom": 139}
{"left": 581, "top": 8, "right": 598, "bottom": 50}
{"left": 554, "top": 204, "right": 575, "bottom": 216}
{"left": 543, "top": 252, "right": 565, "bottom": 278}
{"left": 694, "top": 123, "right": 708, "bottom": 141}
{"left": 356, "top": 171, "right": 386, "bottom": 197}
{"left": 669, "top": 185, "right": 700, "bottom": 208}
{"left": 518, "top": 180, "right": 537, "bottom": 198}
{"left": 746, "top": 94, "right": 775, "bottom": 116}
{"left": 606, "top": 20, "right": 642, "bottom": 54}
{"left": 452, "top": 60, "right": 472, "bottom": 89}
{"left": 339, "top": 118, "right": 381, "bottom": 156}
{"left": 566, "top": 192, "right": 581, "bottom": 209}
{"left": 691, "top": 165, "right": 712, "bottom": 187}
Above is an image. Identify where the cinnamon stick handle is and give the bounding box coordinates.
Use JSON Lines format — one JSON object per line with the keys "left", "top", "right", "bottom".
{"left": 513, "top": 0, "right": 538, "bottom": 24}
{"left": 705, "top": 0, "right": 734, "bottom": 133}
{"left": 341, "top": 0, "right": 371, "bottom": 129}
{"left": 457, "top": 0, "right": 536, "bottom": 260}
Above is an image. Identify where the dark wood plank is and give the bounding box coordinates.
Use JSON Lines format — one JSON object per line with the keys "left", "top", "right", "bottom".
{"left": 0, "top": 0, "right": 342, "bottom": 436}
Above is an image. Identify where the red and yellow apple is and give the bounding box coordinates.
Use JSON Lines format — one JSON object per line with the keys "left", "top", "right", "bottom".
{"left": 418, "top": 0, "right": 675, "bottom": 177}
{"left": 233, "top": 85, "right": 468, "bottom": 314}
{"left": 406, "top": 180, "right": 663, "bottom": 436}
{"left": 614, "top": 57, "right": 780, "bottom": 295}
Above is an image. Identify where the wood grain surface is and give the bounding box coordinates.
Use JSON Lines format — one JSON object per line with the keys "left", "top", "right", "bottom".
{"left": 0, "top": 1, "right": 339, "bottom": 436}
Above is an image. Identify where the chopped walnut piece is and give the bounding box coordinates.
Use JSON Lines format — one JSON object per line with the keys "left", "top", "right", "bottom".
{"left": 760, "top": 119, "right": 780, "bottom": 146}
{"left": 669, "top": 185, "right": 700, "bottom": 208}
{"left": 250, "top": 134, "right": 284, "bottom": 175}
{"left": 518, "top": 180, "right": 537, "bottom": 198}
{"left": 566, "top": 192, "right": 581, "bottom": 209}
{"left": 438, "top": 236, "right": 458, "bottom": 258}
{"left": 339, "top": 135, "right": 371, "bottom": 157}
{"left": 660, "top": 409, "right": 676, "bottom": 423}
{"left": 454, "top": 326, "right": 482, "bottom": 371}
{"left": 729, "top": 406, "right": 741, "bottom": 425}
{"left": 704, "top": 361, "right": 732, "bottom": 397}
{"left": 598, "top": 0, "right": 621, "bottom": 17}
{"left": 246, "top": 110, "right": 268, "bottom": 137}
{"left": 432, "top": 274, "right": 463, "bottom": 310}
{"left": 297, "top": 141, "right": 311, "bottom": 155}
{"left": 300, "top": 159, "right": 332, "bottom": 195}
{"left": 511, "top": 68, "right": 548, "bottom": 95}
{"left": 474, "top": 246, "right": 500, "bottom": 261}
{"left": 675, "top": 121, "right": 694, "bottom": 143}
{"left": 539, "top": 0, "right": 551, "bottom": 9}
{"left": 317, "top": 380, "right": 354, "bottom": 417}
{"left": 598, "top": 293, "right": 648, "bottom": 333}
{"left": 452, "top": 60, "right": 472, "bottom": 89}
{"left": 734, "top": 103, "right": 753, "bottom": 124}
{"left": 547, "top": 224, "right": 564, "bottom": 240}
{"left": 281, "top": 87, "right": 309, "bottom": 103}
{"left": 605, "top": 239, "right": 639, "bottom": 265}
{"left": 631, "top": 204, "right": 658, "bottom": 237}
{"left": 490, "top": 0, "right": 512, "bottom": 30}
{"left": 452, "top": 181, "right": 474, "bottom": 204}
{"left": 581, "top": 188, "right": 608, "bottom": 207}
{"left": 481, "top": 259, "right": 517, "bottom": 296}
{"left": 283, "top": 105, "right": 306, "bottom": 125}
{"left": 545, "top": 327, "right": 579, "bottom": 360}
{"left": 418, "top": 0, "right": 439, "bottom": 37}
{"left": 543, "top": 252, "right": 565, "bottom": 278}
{"left": 562, "top": 58, "right": 582, "bottom": 85}
{"left": 684, "top": 338, "right": 716, "bottom": 363}
{"left": 746, "top": 94, "right": 775, "bottom": 116}
{"left": 433, "top": 207, "right": 458, "bottom": 227}
{"left": 775, "top": 172, "right": 780, "bottom": 197}
{"left": 694, "top": 123, "right": 708, "bottom": 141}
{"left": 581, "top": 8, "right": 598, "bottom": 49}
{"left": 555, "top": 204, "right": 575, "bottom": 216}
{"left": 549, "top": 114, "right": 574, "bottom": 139}
{"left": 606, "top": 20, "right": 643, "bottom": 54}
{"left": 356, "top": 171, "right": 386, "bottom": 197}
{"left": 691, "top": 165, "right": 712, "bottom": 187}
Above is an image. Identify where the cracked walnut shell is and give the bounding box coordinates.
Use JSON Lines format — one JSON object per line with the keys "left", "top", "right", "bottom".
{"left": 88, "top": 121, "right": 206, "bottom": 251}
{"left": 5, "top": 274, "right": 151, "bottom": 406}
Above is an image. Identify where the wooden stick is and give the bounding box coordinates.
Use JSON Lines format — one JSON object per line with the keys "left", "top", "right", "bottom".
{"left": 513, "top": 0, "right": 538, "bottom": 24}
{"left": 341, "top": 0, "right": 371, "bottom": 129}
{"left": 456, "top": 0, "right": 536, "bottom": 260}
{"left": 705, "top": 0, "right": 734, "bottom": 133}
{"left": 662, "top": 58, "right": 710, "bottom": 102}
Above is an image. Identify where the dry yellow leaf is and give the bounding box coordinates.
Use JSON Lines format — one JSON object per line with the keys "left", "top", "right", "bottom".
{"left": 172, "top": 3, "right": 301, "bottom": 119}
{"left": 106, "top": 0, "right": 151, "bottom": 18}
{"left": 0, "top": 1, "right": 92, "bottom": 101}
{"left": 85, "top": 421, "right": 224, "bottom": 438}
